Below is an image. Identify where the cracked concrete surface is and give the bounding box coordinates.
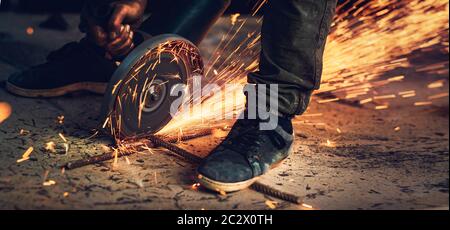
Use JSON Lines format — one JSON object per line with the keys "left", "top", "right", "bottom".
{"left": 0, "top": 13, "right": 448, "bottom": 210}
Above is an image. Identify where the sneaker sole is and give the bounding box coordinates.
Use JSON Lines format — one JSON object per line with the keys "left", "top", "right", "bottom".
{"left": 6, "top": 81, "right": 107, "bottom": 98}
{"left": 197, "top": 141, "right": 295, "bottom": 193}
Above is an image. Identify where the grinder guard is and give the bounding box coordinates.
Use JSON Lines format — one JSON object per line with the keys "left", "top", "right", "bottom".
{"left": 101, "top": 34, "right": 204, "bottom": 138}
{"left": 99, "top": 0, "right": 231, "bottom": 139}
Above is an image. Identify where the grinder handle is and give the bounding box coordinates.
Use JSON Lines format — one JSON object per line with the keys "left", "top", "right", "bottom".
{"left": 141, "top": 0, "right": 231, "bottom": 46}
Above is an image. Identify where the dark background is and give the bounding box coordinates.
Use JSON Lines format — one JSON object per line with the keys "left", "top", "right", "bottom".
{"left": 0, "top": 0, "right": 354, "bottom": 14}
{"left": 2, "top": 0, "right": 258, "bottom": 13}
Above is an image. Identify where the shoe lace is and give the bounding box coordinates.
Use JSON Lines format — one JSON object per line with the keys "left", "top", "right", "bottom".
{"left": 224, "top": 120, "right": 287, "bottom": 156}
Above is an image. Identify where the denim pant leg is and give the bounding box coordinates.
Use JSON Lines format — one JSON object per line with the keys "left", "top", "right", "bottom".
{"left": 248, "top": 0, "right": 337, "bottom": 116}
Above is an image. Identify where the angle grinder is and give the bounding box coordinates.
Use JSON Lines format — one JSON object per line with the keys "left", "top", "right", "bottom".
{"left": 92, "top": 0, "right": 231, "bottom": 139}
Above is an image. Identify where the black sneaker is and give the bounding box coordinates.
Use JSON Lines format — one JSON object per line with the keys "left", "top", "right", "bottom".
{"left": 197, "top": 117, "right": 294, "bottom": 192}
{"left": 6, "top": 38, "right": 117, "bottom": 98}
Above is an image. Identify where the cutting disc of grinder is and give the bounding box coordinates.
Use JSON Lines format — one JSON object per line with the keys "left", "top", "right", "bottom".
{"left": 101, "top": 34, "right": 204, "bottom": 139}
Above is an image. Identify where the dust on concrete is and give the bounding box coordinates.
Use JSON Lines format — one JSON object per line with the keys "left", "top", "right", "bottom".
{"left": 0, "top": 13, "right": 448, "bottom": 210}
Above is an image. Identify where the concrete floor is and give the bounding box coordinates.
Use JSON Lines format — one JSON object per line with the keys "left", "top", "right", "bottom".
{"left": 0, "top": 13, "right": 448, "bottom": 210}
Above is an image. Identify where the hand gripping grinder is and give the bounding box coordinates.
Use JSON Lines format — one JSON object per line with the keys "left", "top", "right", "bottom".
{"left": 94, "top": 0, "right": 231, "bottom": 139}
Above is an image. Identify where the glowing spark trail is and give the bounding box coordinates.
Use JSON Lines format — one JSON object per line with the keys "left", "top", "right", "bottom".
{"left": 159, "top": 0, "right": 449, "bottom": 135}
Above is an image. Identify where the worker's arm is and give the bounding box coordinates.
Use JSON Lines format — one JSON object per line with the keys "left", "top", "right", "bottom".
{"left": 87, "top": 0, "right": 148, "bottom": 58}
{"left": 106, "top": 0, "right": 147, "bottom": 57}
{"left": 108, "top": 0, "right": 148, "bottom": 37}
